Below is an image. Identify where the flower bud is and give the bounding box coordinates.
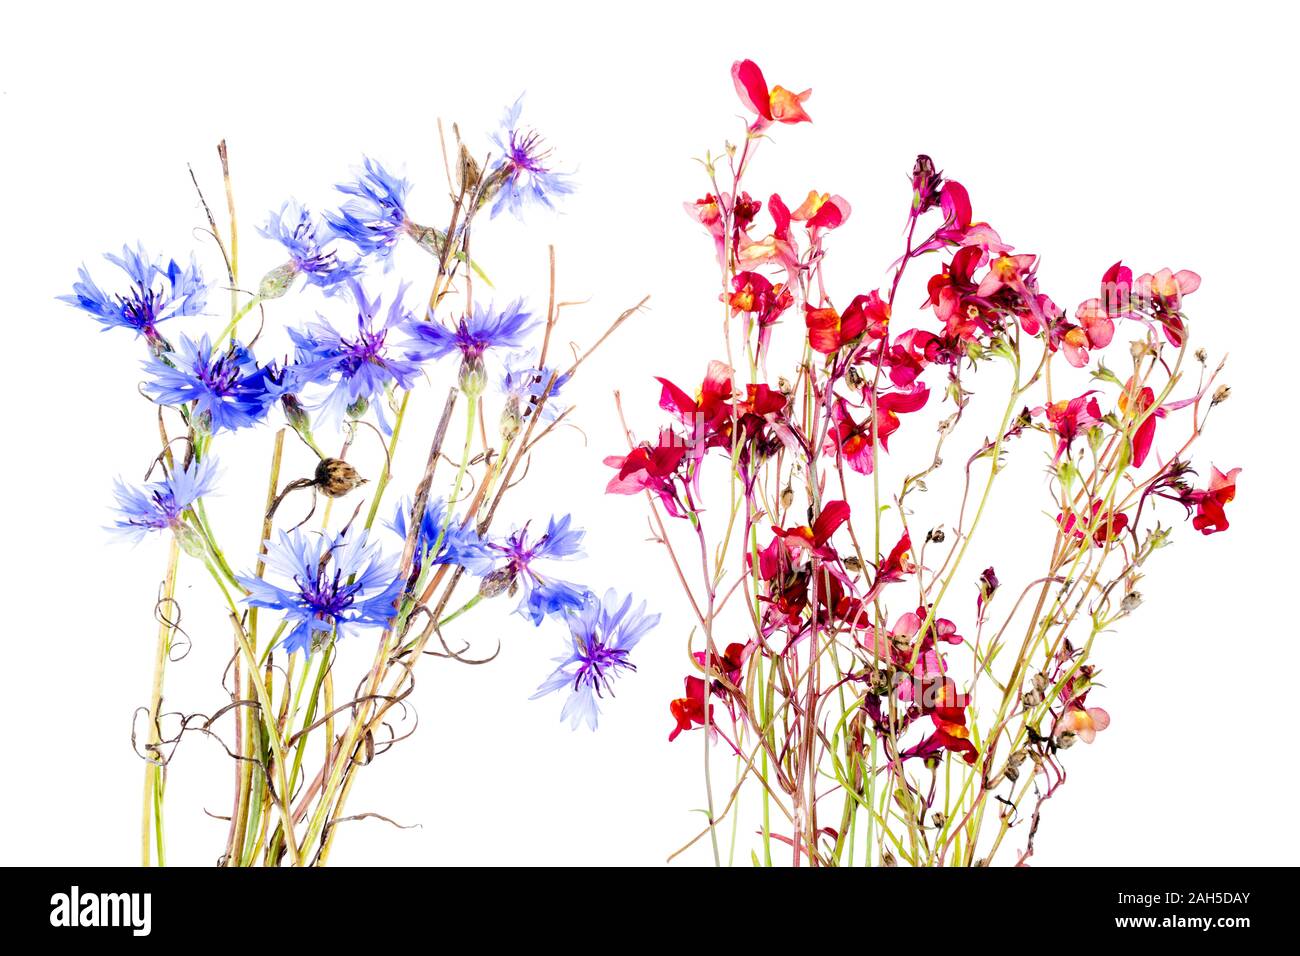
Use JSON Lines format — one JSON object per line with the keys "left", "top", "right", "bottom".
{"left": 459, "top": 354, "right": 487, "bottom": 398}
{"left": 500, "top": 395, "right": 523, "bottom": 443}
{"left": 176, "top": 523, "right": 207, "bottom": 559}
{"left": 314, "top": 458, "right": 367, "bottom": 498}
{"left": 346, "top": 396, "right": 369, "bottom": 420}
{"left": 479, "top": 566, "right": 517, "bottom": 599}
{"left": 282, "top": 393, "right": 311, "bottom": 432}
{"left": 257, "top": 261, "right": 298, "bottom": 300}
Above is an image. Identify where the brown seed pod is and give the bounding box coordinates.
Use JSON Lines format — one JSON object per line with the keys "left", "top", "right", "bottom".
{"left": 315, "top": 458, "right": 367, "bottom": 499}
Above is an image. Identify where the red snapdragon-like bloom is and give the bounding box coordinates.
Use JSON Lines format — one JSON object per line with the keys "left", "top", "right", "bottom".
{"left": 1039, "top": 392, "right": 1102, "bottom": 461}
{"left": 823, "top": 383, "right": 929, "bottom": 476}
{"left": 807, "top": 290, "right": 889, "bottom": 355}
{"left": 1118, "top": 376, "right": 1165, "bottom": 468}
{"left": 738, "top": 193, "right": 800, "bottom": 279}
{"left": 1186, "top": 465, "right": 1240, "bottom": 535}
{"left": 731, "top": 59, "right": 812, "bottom": 130}
{"left": 914, "top": 181, "right": 1011, "bottom": 259}
{"left": 790, "top": 190, "right": 852, "bottom": 236}
{"left": 729, "top": 271, "right": 793, "bottom": 365}
{"left": 604, "top": 427, "right": 688, "bottom": 516}
{"left": 668, "top": 675, "right": 714, "bottom": 741}
{"left": 1058, "top": 500, "right": 1130, "bottom": 547}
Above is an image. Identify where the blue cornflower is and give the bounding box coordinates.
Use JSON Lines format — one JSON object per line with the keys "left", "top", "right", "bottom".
{"left": 258, "top": 201, "right": 362, "bottom": 297}
{"left": 238, "top": 528, "right": 402, "bottom": 655}
{"left": 323, "top": 158, "right": 411, "bottom": 267}
{"left": 500, "top": 350, "right": 571, "bottom": 422}
{"left": 143, "top": 334, "right": 285, "bottom": 433}
{"left": 60, "top": 243, "right": 207, "bottom": 342}
{"left": 287, "top": 282, "right": 425, "bottom": 431}
{"left": 488, "top": 96, "right": 575, "bottom": 219}
{"left": 531, "top": 590, "right": 659, "bottom": 731}
{"left": 109, "top": 455, "right": 220, "bottom": 543}
{"left": 387, "top": 497, "right": 490, "bottom": 577}
{"left": 407, "top": 299, "right": 537, "bottom": 363}
{"left": 474, "top": 514, "right": 590, "bottom": 625}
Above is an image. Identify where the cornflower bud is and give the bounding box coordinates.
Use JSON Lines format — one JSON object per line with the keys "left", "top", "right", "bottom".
{"left": 314, "top": 458, "right": 367, "bottom": 498}
{"left": 500, "top": 395, "right": 523, "bottom": 443}
{"left": 257, "top": 261, "right": 298, "bottom": 300}
{"left": 459, "top": 355, "right": 488, "bottom": 398}
{"left": 479, "top": 566, "right": 517, "bottom": 599}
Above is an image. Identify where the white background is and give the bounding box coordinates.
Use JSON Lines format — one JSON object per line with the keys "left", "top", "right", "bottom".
{"left": 2, "top": 0, "right": 1296, "bottom": 866}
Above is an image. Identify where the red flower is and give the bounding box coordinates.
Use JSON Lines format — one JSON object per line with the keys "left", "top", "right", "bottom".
{"left": 669, "top": 676, "right": 714, "bottom": 742}
{"left": 1058, "top": 500, "right": 1130, "bottom": 547}
{"left": 731, "top": 59, "right": 812, "bottom": 130}
{"left": 914, "top": 180, "right": 1011, "bottom": 259}
{"left": 1186, "top": 465, "right": 1240, "bottom": 535}
{"left": 1118, "top": 376, "right": 1165, "bottom": 468}
{"left": 604, "top": 427, "right": 688, "bottom": 516}
{"left": 656, "top": 360, "right": 735, "bottom": 449}
{"left": 790, "top": 190, "right": 852, "bottom": 234}
{"left": 1038, "top": 392, "right": 1102, "bottom": 462}
{"left": 806, "top": 291, "right": 890, "bottom": 355}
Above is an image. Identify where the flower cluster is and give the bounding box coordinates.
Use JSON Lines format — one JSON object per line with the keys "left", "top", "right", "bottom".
{"left": 607, "top": 60, "right": 1239, "bottom": 866}
{"left": 66, "top": 100, "right": 647, "bottom": 867}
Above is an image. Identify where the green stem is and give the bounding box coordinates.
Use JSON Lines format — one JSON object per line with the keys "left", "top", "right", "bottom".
{"left": 141, "top": 533, "right": 182, "bottom": 866}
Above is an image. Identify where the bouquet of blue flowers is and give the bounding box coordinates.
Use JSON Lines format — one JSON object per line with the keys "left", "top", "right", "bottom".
{"left": 65, "top": 102, "right": 652, "bottom": 866}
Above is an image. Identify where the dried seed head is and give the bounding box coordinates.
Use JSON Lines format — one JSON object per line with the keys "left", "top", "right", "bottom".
{"left": 780, "top": 485, "right": 794, "bottom": 510}
{"left": 843, "top": 555, "right": 863, "bottom": 573}
{"left": 777, "top": 375, "right": 793, "bottom": 396}
{"left": 846, "top": 365, "right": 865, "bottom": 391}
{"left": 1212, "top": 385, "right": 1231, "bottom": 406}
{"left": 1008, "top": 749, "right": 1029, "bottom": 769}
{"left": 314, "top": 458, "right": 367, "bottom": 498}
{"left": 1055, "top": 730, "right": 1078, "bottom": 750}
{"left": 1120, "top": 591, "right": 1143, "bottom": 615}
{"left": 927, "top": 527, "right": 946, "bottom": 544}
{"left": 881, "top": 848, "right": 898, "bottom": 867}
{"left": 1032, "top": 672, "right": 1049, "bottom": 694}
{"left": 1195, "top": 347, "right": 1208, "bottom": 363}
{"left": 931, "top": 811, "right": 946, "bottom": 829}
{"left": 1022, "top": 688, "right": 1044, "bottom": 708}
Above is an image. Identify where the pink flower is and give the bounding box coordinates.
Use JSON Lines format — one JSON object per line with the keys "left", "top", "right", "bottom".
{"left": 1135, "top": 267, "right": 1201, "bottom": 346}
{"left": 1056, "top": 703, "right": 1111, "bottom": 744}
{"left": 731, "top": 59, "right": 812, "bottom": 130}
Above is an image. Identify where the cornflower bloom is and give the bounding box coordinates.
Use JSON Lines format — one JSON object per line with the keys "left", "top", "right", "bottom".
{"left": 142, "top": 334, "right": 285, "bottom": 433}
{"left": 474, "top": 514, "right": 590, "bottom": 625}
{"left": 287, "top": 282, "right": 424, "bottom": 430}
{"left": 60, "top": 243, "right": 207, "bottom": 345}
{"left": 487, "top": 96, "right": 574, "bottom": 219}
{"left": 324, "top": 158, "right": 415, "bottom": 268}
{"left": 108, "top": 456, "right": 219, "bottom": 545}
{"left": 257, "top": 201, "right": 362, "bottom": 297}
{"left": 531, "top": 590, "right": 659, "bottom": 730}
{"left": 407, "top": 299, "right": 537, "bottom": 396}
{"left": 238, "top": 528, "right": 402, "bottom": 655}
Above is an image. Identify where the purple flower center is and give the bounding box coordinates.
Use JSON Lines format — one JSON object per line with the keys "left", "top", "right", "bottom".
{"left": 506, "top": 129, "right": 551, "bottom": 175}
{"left": 338, "top": 324, "right": 389, "bottom": 376}
{"left": 573, "top": 634, "right": 636, "bottom": 698}
{"left": 119, "top": 285, "right": 161, "bottom": 334}
{"left": 295, "top": 567, "right": 362, "bottom": 622}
